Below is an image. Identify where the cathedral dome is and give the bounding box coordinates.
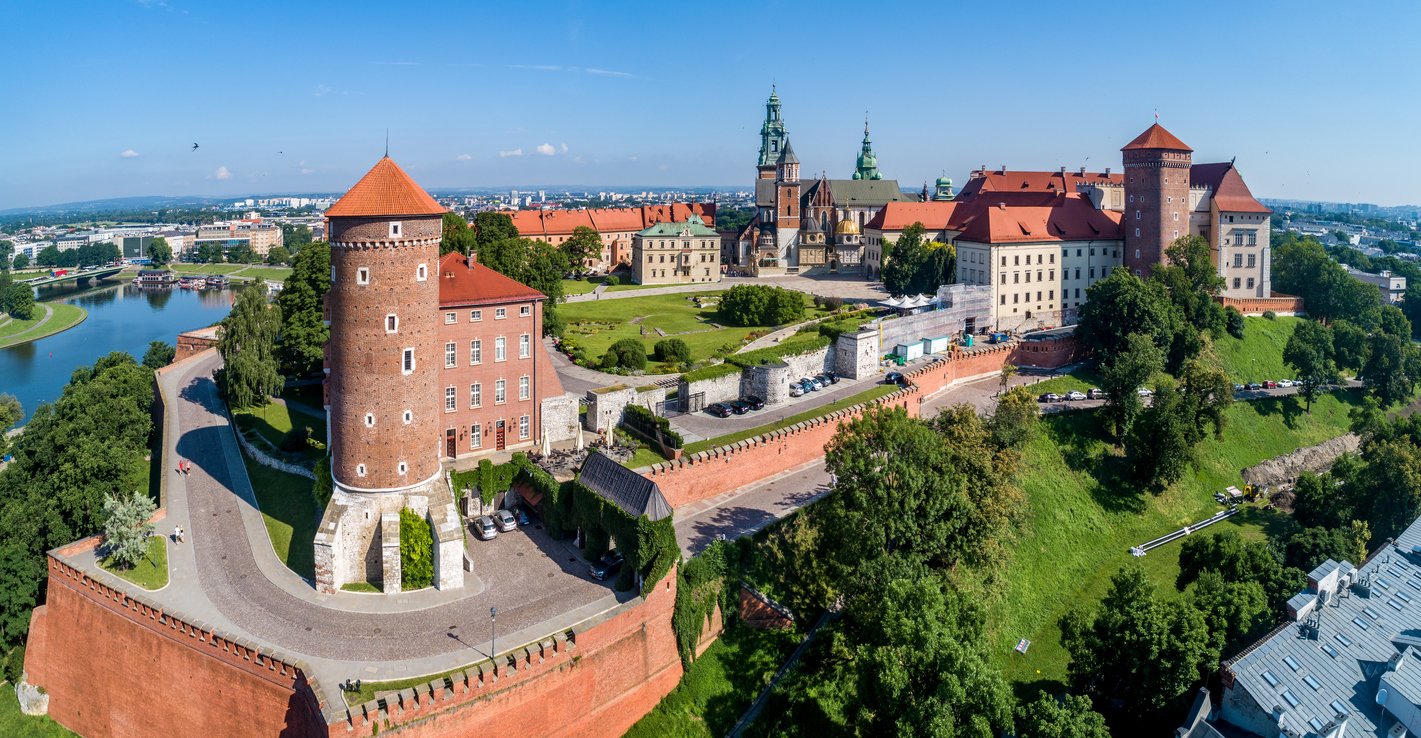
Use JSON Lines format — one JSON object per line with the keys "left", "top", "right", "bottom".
{"left": 936, "top": 174, "right": 953, "bottom": 188}
{"left": 834, "top": 219, "right": 860, "bottom": 236}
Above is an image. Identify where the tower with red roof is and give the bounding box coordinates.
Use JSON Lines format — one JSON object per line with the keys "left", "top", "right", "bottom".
{"left": 1122, "top": 123, "right": 1193, "bottom": 277}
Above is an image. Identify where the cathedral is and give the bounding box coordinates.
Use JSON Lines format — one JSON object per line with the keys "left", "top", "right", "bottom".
{"left": 734, "top": 87, "right": 937, "bottom": 276}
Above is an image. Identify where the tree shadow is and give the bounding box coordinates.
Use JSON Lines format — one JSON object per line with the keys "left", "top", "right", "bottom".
{"left": 1043, "top": 413, "right": 1146, "bottom": 514}
{"left": 1231, "top": 504, "right": 1301, "bottom": 544}
{"left": 1248, "top": 394, "right": 1303, "bottom": 429}
{"left": 698, "top": 625, "right": 807, "bottom": 737}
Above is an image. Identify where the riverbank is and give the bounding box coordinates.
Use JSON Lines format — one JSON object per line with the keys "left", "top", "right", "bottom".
{"left": 122, "top": 263, "right": 292, "bottom": 282}
{"left": 0, "top": 303, "right": 87, "bottom": 350}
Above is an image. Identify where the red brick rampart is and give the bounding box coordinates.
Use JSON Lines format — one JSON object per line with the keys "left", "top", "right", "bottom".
{"left": 1216, "top": 293, "right": 1305, "bottom": 316}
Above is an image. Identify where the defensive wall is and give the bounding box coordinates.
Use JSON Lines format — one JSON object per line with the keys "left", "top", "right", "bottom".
{"left": 1216, "top": 292, "right": 1305, "bottom": 316}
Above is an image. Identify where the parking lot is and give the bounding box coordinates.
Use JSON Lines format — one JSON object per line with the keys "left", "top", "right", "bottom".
{"left": 668, "top": 370, "right": 898, "bottom": 443}
{"left": 460, "top": 508, "right": 629, "bottom": 618}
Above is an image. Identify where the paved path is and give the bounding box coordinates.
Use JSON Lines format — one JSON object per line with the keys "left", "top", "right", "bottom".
{"left": 62, "top": 350, "right": 630, "bottom": 710}
{"left": 562, "top": 274, "right": 887, "bottom": 304}
{"left": 0, "top": 303, "right": 63, "bottom": 349}
{"left": 545, "top": 337, "right": 678, "bottom": 396}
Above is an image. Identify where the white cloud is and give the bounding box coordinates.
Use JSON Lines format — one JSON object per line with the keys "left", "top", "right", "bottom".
{"left": 455, "top": 153, "right": 473, "bottom": 161}
{"left": 627, "top": 155, "right": 639, "bottom": 162}
{"left": 498, "top": 148, "right": 524, "bottom": 158}
{"left": 586, "top": 68, "right": 634, "bottom": 78}
{"left": 120, "top": 149, "right": 140, "bottom": 158}
{"left": 510, "top": 64, "right": 562, "bottom": 72}
{"left": 214, "top": 166, "right": 232, "bottom": 180}
{"left": 535, "top": 143, "right": 557, "bottom": 156}
{"left": 560, "top": 143, "right": 568, "bottom": 153}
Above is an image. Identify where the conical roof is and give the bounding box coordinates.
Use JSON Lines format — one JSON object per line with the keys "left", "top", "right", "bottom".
{"left": 1122, "top": 123, "right": 1192, "bottom": 152}
{"left": 326, "top": 156, "right": 446, "bottom": 218}
{"left": 777, "top": 138, "right": 799, "bottom": 165}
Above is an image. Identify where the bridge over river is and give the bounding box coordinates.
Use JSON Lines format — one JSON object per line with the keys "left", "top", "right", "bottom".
{"left": 22, "top": 265, "right": 125, "bottom": 294}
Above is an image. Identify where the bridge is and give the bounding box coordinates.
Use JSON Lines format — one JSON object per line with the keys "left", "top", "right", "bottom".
{"left": 22, "top": 266, "right": 125, "bottom": 294}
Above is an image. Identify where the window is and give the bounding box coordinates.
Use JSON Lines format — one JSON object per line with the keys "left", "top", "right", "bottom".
{"left": 495, "top": 337, "right": 506, "bottom": 361}
{"left": 470, "top": 310, "right": 482, "bottom": 322}
{"left": 356, "top": 464, "right": 367, "bottom": 477}
{"left": 402, "top": 348, "right": 414, "bottom": 374}
{"left": 519, "top": 415, "right": 530, "bottom": 439}
{"left": 519, "top": 334, "right": 530, "bottom": 359}
{"left": 389, "top": 222, "right": 402, "bottom": 238}
{"left": 1089, "top": 267, "right": 1096, "bottom": 279}
{"left": 444, "top": 312, "right": 456, "bottom": 324}
{"left": 1262, "top": 670, "right": 1279, "bottom": 686}
{"left": 470, "top": 383, "right": 482, "bottom": 408}
{"left": 1049, "top": 270, "right": 1054, "bottom": 281}
{"left": 1013, "top": 273, "right": 1019, "bottom": 284}
{"left": 1282, "top": 691, "right": 1299, "bottom": 708}
{"left": 470, "top": 339, "right": 482, "bottom": 365}
{"left": 357, "top": 267, "right": 370, "bottom": 285}
{"left": 445, "top": 386, "right": 456, "bottom": 411}
{"left": 1247, "top": 277, "right": 1255, "bottom": 289}
{"left": 494, "top": 379, "right": 506, "bottom": 404}
{"left": 495, "top": 308, "right": 507, "bottom": 319}
{"left": 1247, "top": 254, "right": 1256, "bottom": 268}
{"left": 416, "top": 263, "right": 428, "bottom": 281}
{"left": 520, "top": 305, "right": 531, "bottom": 317}
{"left": 445, "top": 342, "right": 456, "bottom": 368}
{"left": 386, "top": 314, "right": 398, "bottom": 333}
{"left": 397, "top": 461, "right": 408, "bottom": 476}
{"left": 519, "top": 375, "right": 530, "bottom": 400}
{"left": 1049, "top": 254, "right": 1055, "bottom": 264}
{"left": 1173, "top": 212, "right": 1179, "bottom": 222}
{"left": 1014, "top": 255, "right": 1020, "bottom": 266}
{"left": 364, "top": 413, "right": 375, "bottom": 428}
{"left": 1074, "top": 288, "right": 1081, "bottom": 298}
{"left": 1000, "top": 295, "right": 1006, "bottom": 305}
{"left": 1330, "top": 700, "right": 1348, "bottom": 714}
{"left": 1135, "top": 210, "right": 1141, "bottom": 220}
{"left": 1013, "top": 293, "right": 1019, "bottom": 304}
{"left": 1304, "top": 675, "right": 1321, "bottom": 690}
{"left": 403, "top": 409, "right": 412, "bottom": 424}
{"left": 1233, "top": 277, "right": 1241, "bottom": 289}
{"left": 1284, "top": 655, "right": 1301, "bottom": 671}
{"left": 1036, "top": 291, "right": 1042, "bottom": 301}
{"left": 1234, "top": 253, "right": 1243, "bottom": 267}
{"left": 470, "top": 423, "right": 482, "bottom": 449}
{"left": 1135, "top": 228, "right": 1141, "bottom": 237}
{"left": 1001, "top": 255, "right": 1006, "bottom": 266}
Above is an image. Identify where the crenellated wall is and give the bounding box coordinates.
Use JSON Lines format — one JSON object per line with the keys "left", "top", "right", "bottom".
{"left": 1216, "top": 293, "right": 1305, "bottom": 316}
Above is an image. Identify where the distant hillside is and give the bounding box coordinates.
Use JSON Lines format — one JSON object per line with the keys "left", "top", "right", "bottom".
{"left": 0, "top": 195, "right": 230, "bottom": 216}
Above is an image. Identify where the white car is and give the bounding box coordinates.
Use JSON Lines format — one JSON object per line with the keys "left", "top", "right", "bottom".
{"left": 473, "top": 515, "right": 498, "bottom": 540}
{"left": 1137, "top": 388, "right": 1154, "bottom": 397}
{"left": 1278, "top": 379, "right": 1294, "bottom": 388}
{"left": 1065, "top": 390, "right": 1087, "bottom": 401}
{"left": 494, "top": 509, "right": 517, "bottom": 532}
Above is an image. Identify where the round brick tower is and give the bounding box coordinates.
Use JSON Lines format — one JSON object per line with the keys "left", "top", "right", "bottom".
{"left": 1122, "top": 123, "right": 1192, "bottom": 278}
{"left": 324, "top": 156, "right": 447, "bottom": 496}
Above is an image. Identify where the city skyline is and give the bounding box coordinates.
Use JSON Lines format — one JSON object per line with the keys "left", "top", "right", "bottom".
{"left": 4, "top": 0, "right": 1420, "bottom": 208}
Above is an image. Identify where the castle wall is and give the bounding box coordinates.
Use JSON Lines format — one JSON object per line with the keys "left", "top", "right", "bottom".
{"left": 1216, "top": 293, "right": 1304, "bottom": 316}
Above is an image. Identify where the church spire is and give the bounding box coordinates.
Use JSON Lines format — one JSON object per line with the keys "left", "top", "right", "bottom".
{"left": 853, "top": 112, "right": 882, "bottom": 181}
{"left": 757, "top": 85, "right": 789, "bottom": 175}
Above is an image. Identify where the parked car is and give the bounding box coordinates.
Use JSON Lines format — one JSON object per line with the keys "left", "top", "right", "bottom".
{"left": 788, "top": 383, "right": 805, "bottom": 398}
{"left": 884, "top": 372, "right": 905, "bottom": 385}
{"left": 822, "top": 371, "right": 839, "bottom": 385}
{"left": 729, "top": 399, "right": 752, "bottom": 415}
{"left": 1278, "top": 379, "right": 1294, "bottom": 388}
{"left": 516, "top": 507, "right": 531, "bottom": 526}
{"left": 815, "top": 373, "right": 834, "bottom": 388}
{"left": 494, "top": 509, "right": 517, "bottom": 532}
{"left": 743, "top": 395, "right": 765, "bottom": 410}
{"left": 808, "top": 377, "right": 824, "bottom": 391}
{"left": 1087, "top": 388, "right": 1108, "bottom": 400}
{"left": 1246, "top": 382, "right": 1263, "bottom": 391}
{"left": 1065, "top": 390, "right": 1087, "bottom": 401}
{"left": 1233, "top": 383, "right": 1245, "bottom": 392}
{"left": 705, "top": 402, "right": 733, "bottom": 418}
{"left": 1263, "top": 380, "right": 1278, "bottom": 389}
{"left": 473, "top": 515, "right": 498, "bottom": 540}
{"left": 589, "top": 550, "right": 625, "bottom": 581}
{"left": 1038, "top": 392, "right": 1062, "bottom": 403}
{"left": 1137, "top": 388, "right": 1154, "bottom": 397}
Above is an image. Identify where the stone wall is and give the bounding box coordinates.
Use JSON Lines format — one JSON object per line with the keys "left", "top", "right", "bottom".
{"left": 314, "top": 482, "right": 442, "bottom": 594}
{"left": 739, "top": 585, "right": 794, "bottom": 631}
{"left": 833, "top": 329, "right": 880, "bottom": 380}
{"left": 678, "top": 371, "right": 744, "bottom": 408}
{"left": 174, "top": 326, "right": 220, "bottom": 363}
{"left": 233, "top": 422, "right": 316, "bottom": 480}
{"left": 540, "top": 392, "right": 581, "bottom": 444}
{"left": 1010, "top": 333, "right": 1082, "bottom": 370}
{"left": 380, "top": 510, "right": 402, "bottom": 594}
{"left": 583, "top": 385, "right": 667, "bottom": 434}
{"left": 743, "top": 362, "right": 791, "bottom": 407}
{"left": 780, "top": 345, "right": 832, "bottom": 382}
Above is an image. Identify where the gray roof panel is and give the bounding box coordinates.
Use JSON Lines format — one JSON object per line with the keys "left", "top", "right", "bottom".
{"left": 577, "top": 452, "right": 672, "bottom": 522}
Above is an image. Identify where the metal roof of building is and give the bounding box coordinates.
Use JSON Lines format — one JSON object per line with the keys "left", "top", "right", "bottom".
{"left": 576, "top": 452, "right": 672, "bottom": 522}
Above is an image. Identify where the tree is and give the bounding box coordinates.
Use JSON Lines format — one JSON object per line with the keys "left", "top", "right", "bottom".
{"left": 999, "top": 363, "right": 1018, "bottom": 394}
{"left": 280, "top": 224, "right": 313, "bottom": 250}
{"left": 1152, "top": 235, "right": 1226, "bottom": 339}
{"left": 1361, "top": 332, "right": 1420, "bottom": 407}
{"left": 1185, "top": 571, "right": 1271, "bottom": 657}
{"left": 472, "top": 211, "right": 519, "bottom": 246}
{"left": 1225, "top": 305, "right": 1245, "bottom": 339}
{"left": 844, "top": 563, "right": 1014, "bottom": 738}
{"left": 1283, "top": 319, "right": 1337, "bottom": 412}
{"left": 276, "top": 241, "right": 331, "bottom": 378}
{"left": 652, "top": 338, "right": 691, "bottom": 365}
{"left": 101, "top": 491, "right": 156, "bottom": 570}
{"left": 35, "top": 244, "right": 60, "bottom": 267}
{"left": 1177, "top": 529, "right": 1305, "bottom": 616}
{"left": 218, "top": 284, "right": 283, "bottom": 409}
{"left": 441, "top": 212, "right": 476, "bottom": 256}
{"left": 1380, "top": 303, "right": 1413, "bottom": 339}
{"left": 561, "top": 226, "right": 603, "bottom": 269}
{"left": 1330, "top": 319, "right": 1370, "bottom": 374}
{"left": 11, "top": 252, "right": 28, "bottom": 270}
{"left": 1401, "top": 284, "right": 1421, "bottom": 339}
{"left": 475, "top": 237, "right": 569, "bottom": 311}
{"left": 1352, "top": 436, "right": 1421, "bottom": 540}
{"left": 601, "top": 338, "right": 647, "bottom": 371}
{"left": 718, "top": 284, "right": 806, "bottom": 326}
{"left": 0, "top": 240, "right": 12, "bottom": 267}
{"left": 1077, "top": 268, "right": 1177, "bottom": 364}
{"left": 228, "top": 242, "right": 257, "bottom": 265}
{"left": 1126, "top": 381, "right": 1196, "bottom": 489}
{"left": 1178, "top": 339, "right": 1233, "bottom": 438}
{"left": 265, "top": 245, "right": 292, "bottom": 266}
{"left": 193, "top": 242, "right": 225, "bottom": 264}
{"left": 1291, "top": 470, "right": 1354, "bottom": 529}
{"left": 1285, "top": 522, "right": 1370, "bottom": 571}
{"left": 1015, "top": 694, "right": 1111, "bottom": 738}
{"left": 1059, "top": 563, "right": 1214, "bottom": 717}
{"left": 0, "top": 394, "right": 20, "bottom": 457}
{"left": 882, "top": 222, "right": 956, "bottom": 297}
{"left": 0, "top": 544, "right": 43, "bottom": 646}
{"left": 987, "top": 385, "right": 1038, "bottom": 451}
{"left": 148, "top": 236, "right": 173, "bottom": 266}
{"left": 142, "top": 340, "right": 175, "bottom": 370}
{"left": 2, "top": 280, "right": 34, "bottom": 320}
{"left": 1098, "top": 332, "right": 1163, "bottom": 439}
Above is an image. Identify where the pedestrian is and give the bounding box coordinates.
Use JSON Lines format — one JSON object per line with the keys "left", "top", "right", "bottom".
{"left": 173, "top": 525, "right": 183, "bottom": 544}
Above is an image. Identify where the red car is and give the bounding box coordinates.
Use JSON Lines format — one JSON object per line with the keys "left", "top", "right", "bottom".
{"left": 1263, "top": 380, "right": 1278, "bottom": 389}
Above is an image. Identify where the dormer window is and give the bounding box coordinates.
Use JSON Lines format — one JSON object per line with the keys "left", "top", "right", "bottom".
{"left": 390, "top": 222, "right": 402, "bottom": 238}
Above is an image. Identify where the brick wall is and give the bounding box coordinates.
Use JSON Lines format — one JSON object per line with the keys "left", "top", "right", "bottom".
{"left": 739, "top": 585, "right": 794, "bottom": 631}
{"left": 175, "top": 327, "right": 220, "bottom": 362}
{"left": 1216, "top": 293, "right": 1305, "bottom": 316}
{"left": 1010, "top": 334, "right": 1082, "bottom": 369}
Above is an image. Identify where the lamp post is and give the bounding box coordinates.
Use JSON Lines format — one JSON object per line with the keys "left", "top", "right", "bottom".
{"left": 490, "top": 606, "right": 497, "bottom": 667}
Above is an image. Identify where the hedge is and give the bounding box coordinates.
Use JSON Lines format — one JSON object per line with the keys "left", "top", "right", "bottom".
{"left": 399, "top": 508, "right": 433, "bottom": 590}
{"left": 727, "top": 333, "right": 831, "bottom": 368}
{"left": 622, "top": 404, "right": 684, "bottom": 449}
{"left": 679, "top": 362, "right": 741, "bottom": 384}
{"left": 449, "top": 453, "right": 552, "bottom": 508}
{"left": 543, "top": 477, "right": 678, "bottom": 596}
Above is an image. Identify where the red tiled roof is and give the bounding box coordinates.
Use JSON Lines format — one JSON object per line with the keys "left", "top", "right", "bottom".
{"left": 1122, "top": 123, "right": 1192, "bottom": 152}
{"left": 326, "top": 157, "right": 446, "bottom": 218}
{"left": 950, "top": 193, "right": 1123, "bottom": 244}
{"left": 1190, "top": 163, "right": 1271, "bottom": 214}
{"left": 955, "top": 169, "right": 1123, "bottom": 199}
{"left": 507, "top": 204, "right": 717, "bottom": 239}
{"left": 437, "top": 252, "right": 545, "bottom": 306}
{"left": 865, "top": 201, "right": 960, "bottom": 231}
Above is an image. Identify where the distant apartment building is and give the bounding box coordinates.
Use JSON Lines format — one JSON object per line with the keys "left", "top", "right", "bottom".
{"left": 194, "top": 219, "right": 283, "bottom": 256}
{"left": 631, "top": 216, "right": 722, "bottom": 285}
{"left": 1348, "top": 267, "right": 1408, "bottom": 304}
{"left": 507, "top": 203, "right": 717, "bottom": 272}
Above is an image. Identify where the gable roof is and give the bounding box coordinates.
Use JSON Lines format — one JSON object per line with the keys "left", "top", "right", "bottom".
{"left": 1190, "top": 162, "right": 1271, "bottom": 214}
{"left": 326, "top": 156, "right": 446, "bottom": 218}
{"left": 507, "top": 204, "right": 717, "bottom": 239}
{"left": 638, "top": 216, "right": 717, "bottom": 238}
{"left": 955, "top": 169, "right": 1123, "bottom": 199}
{"left": 865, "top": 201, "right": 961, "bottom": 231}
{"left": 576, "top": 452, "right": 672, "bottom": 521}
{"left": 436, "top": 252, "right": 545, "bottom": 307}
{"left": 950, "top": 193, "right": 1123, "bottom": 244}
{"left": 809, "top": 178, "right": 913, "bottom": 207}
{"left": 1122, "top": 123, "right": 1192, "bottom": 152}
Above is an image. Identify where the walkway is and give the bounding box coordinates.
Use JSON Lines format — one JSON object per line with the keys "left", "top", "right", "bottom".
{"left": 545, "top": 337, "right": 678, "bottom": 396}
{"left": 562, "top": 274, "right": 887, "bottom": 304}
{"left": 58, "top": 350, "right": 629, "bottom": 710}
{"left": 0, "top": 302, "right": 88, "bottom": 350}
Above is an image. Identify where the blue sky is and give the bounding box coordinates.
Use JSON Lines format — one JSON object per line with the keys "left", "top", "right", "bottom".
{"left": 2, "top": 0, "right": 1418, "bottom": 208}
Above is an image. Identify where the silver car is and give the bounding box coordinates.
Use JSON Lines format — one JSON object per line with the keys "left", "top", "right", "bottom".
{"left": 494, "top": 509, "right": 517, "bottom": 532}
{"left": 473, "top": 515, "right": 498, "bottom": 540}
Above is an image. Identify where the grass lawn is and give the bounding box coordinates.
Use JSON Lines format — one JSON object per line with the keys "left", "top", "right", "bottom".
{"left": 343, "top": 663, "right": 485, "bottom": 707}
{"left": 235, "top": 266, "right": 293, "bottom": 281}
{"left": 170, "top": 263, "right": 245, "bottom": 275}
{"left": 561, "top": 278, "right": 599, "bottom": 295}
{"left": 974, "top": 388, "right": 1364, "bottom": 693}
{"left": 0, "top": 686, "right": 75, "bottom": 737}
{"left": 603, "top": 281, "right": 673, "bottom": 292}
{"left": 1215, "top": 315, "right": 1302, "bottom": 383}
{"left": 239, "top": 452, "right": 318, "bottom": 579}
{"left": 623, "top": 624, "right": 800, "bottom": 738}
{"left": 623, "top": 444, "right": 672, "bottom": 469}
{"left": 341, "top": 581, "right": 381, "bottom": 593}
{"left": 0, "top": 302, "right": 87, "bottom": 349}
{"left": 560, "top": 291, "right": 826, "bottom": 371}
{"left": 681, "top": 383, "right": 899, "bottom": 455}
{"left": 233, "top": 400, "right": 327, "bottom": 462}
{"left": 99, "top": 535, "right": 169, "bottom": 590}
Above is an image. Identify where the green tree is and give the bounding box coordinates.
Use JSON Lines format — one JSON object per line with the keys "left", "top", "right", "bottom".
{"left": 1291, "top": 470, "right": 1354, "bottom": 529}
{"left": 1152, "top": 235, "right": 1227, "bottom": 337}
{"left": 280, "top": 224, "right": 313, "bottom": 250}
{"left": 0, "top": 240, "right": 12, "bottom": 267}
{"left": 275, "top": 241, "right": 331, "bottom": 378}
{"left": 101, "top": 491, "right": 156, "bottom": 569}
{"left": 193, "top": 242, "right": 225, "bottom": 264}
{"left": 11, "top": 252, "right": 28, "bottom": 269}
{"left": 717, "top": 284, "right": 805, "bottom": 326}
{"left": 652, "top": 338, "right": 691, "bottom": 365}
{"left": 265, "top": 245, "right": 292, "bottom": 266}
{"left": 1225, "top": 305, "right": 1245, "bottom": 339}
{"left": 1283, "top": 319, "right": 1337, "bottom": 412}
{"left": 1177, "top": 529, "right": 1305, "bottom": 615}
{"left": 1352, "top": 436, "right": 1421, "bottom": 540}
{"left": 35, "top": 244, "right": 60, "bottom": 267}
{"left": 148, "top": 236, "right": 173, "bottom": 266}
{"left": 1098, "top": 332, "right": 1163, "bottom": 439}
{"left": 1178, "top": 339, "right": 1233, "bottom": 438}
{"left": 399, "top": 507, "right": 434, "bottom": 589}
{"left": 1285, "top": 522, "right": 1370, "bottom": 571}
{"left": 1185, "top": 571, "right": 1271, "bottom": 658}
{"left": 1401, "top": 284, "right": 1421, "bottom": 339}
{"left": 473, "top": 211, "right": 519, "bottom": 246}
{"left": 1077, "top": 268, "right": 1178, "bottom": 364}
{"left": 0, "top": 544, "right": 43, "bottom": 647}
{"left": 441, "top": 212, "right": 476, "bottom": 256}
{"left": 1014, "top": 694, "right": 1111, "bottom": 738}
{"left": 1380, "top": 303, "right": 1413, "bottom": 339}
{"left": 561, "top": 225, "right": 603, "bottom": 268}
{"left": 1126, "top": 381, "right": 1196, "bottom": 489}
{"left": 3, "top": 280, "right": 35, "bottom": 320}
{"left": 1330, "top": 319, "right": 1370, "bottom": 374}
{"left": 601, "top": 338, "right": 647, "bottom": 371}
{"left": 882, "top": 223, "right": 957, "bottom": 297}
{"left": 1059, "top": 563, "right": 1215, "bottom": 717}
{"left": 141, "top": 340, "right": 175, "bottom": 370}
{"left": 987, "top": 385, "right": 1039, "bottom": 451}
{"left": 0, "top": 394, "right": 20, "bottom": 457}
{"left": 1361, "top": 332, "right": 1420, "bottom": 407}
{"left": 218, "top": 284, "right": 283, "bottom": 409}
{"left": 228, "top": 242, "right": 257, "bottom": 265}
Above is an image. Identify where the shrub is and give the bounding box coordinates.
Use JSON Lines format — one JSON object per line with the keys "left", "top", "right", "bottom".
{"left": 279, "top": 425, "right": 313, "bottom": 452}
{"left": 603, "top": 338, "right": 647, "bottom": 370}
{"left": 399, "top": 507, "right": 433, "bottom": 590}
{"left": 718, "top": 284, "right": 806, "bottom": 327}
{"left": 603, "top": 275, "right": 620, "bottom": 286}
{"left": 623, "top": 404, "right": 684, "bottom": 449}
{"left": 653, "top": 338, "right": 692, "bottom": 364}
{"left": 312, "top": 455, "right": 333, "bottom": 509}
{"left": 4, "top": 646, "right": 24, "bottom": 685}
{"left": 102, "top": 492, "right": 156, "bottom": 570}
{"left": 1225, "top": 306, "right": 1246, "bottom": 339}
{"left": 680, "top": 362, "right": 740, "bottom": 383}
{"left": 1263, "top": 310, "right": 1277, "bottom": 320}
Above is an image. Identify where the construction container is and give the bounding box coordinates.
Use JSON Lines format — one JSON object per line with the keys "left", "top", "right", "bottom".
{"left": 922, "top": 336, "right": 950, "bottom": 354}
{"left": 894, "top": 342, "right": 924, "bottom": 361}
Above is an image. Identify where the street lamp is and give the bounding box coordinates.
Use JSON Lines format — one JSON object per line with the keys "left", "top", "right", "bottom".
{"left": 490, "top": 606, "right": 497, "bottom": 667}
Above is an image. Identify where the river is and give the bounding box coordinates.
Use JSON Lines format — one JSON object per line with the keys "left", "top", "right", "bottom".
{"left": 1, "top": 282, "right": 237, "bottom": 423}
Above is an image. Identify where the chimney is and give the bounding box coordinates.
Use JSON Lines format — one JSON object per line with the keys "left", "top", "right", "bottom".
{"left": 1105, "top": 167, "right": 1112, "bottom": 176}
{"left": 1000, "top": 164, "right": 1007, "bottom": 174}
{"left": 1079, "top": 166, "right": 1087, "bottom": 177}
{"left": 1059, "top": 166, "right": 1066, "bottom": 175}
{"left": 468, "top": 250, "right": 477, "bottom": 270}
